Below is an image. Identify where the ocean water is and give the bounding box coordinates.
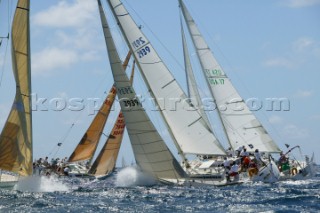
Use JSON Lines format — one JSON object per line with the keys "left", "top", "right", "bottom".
{"left": 1, "top": 166, "right": 319, "bottom": 213}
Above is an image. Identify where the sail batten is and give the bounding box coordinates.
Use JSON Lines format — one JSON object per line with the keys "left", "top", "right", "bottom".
{"left": 98, "top": 0, "right": 186, "bottom": 179}
{"left": 179, "top": 0, "right": 281, "bottom": 153}
{"left": 107, "top": 0, "right": 225, "bottom": 156}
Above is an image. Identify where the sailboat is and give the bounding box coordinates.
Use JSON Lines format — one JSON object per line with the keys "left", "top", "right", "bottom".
{"left": 66, "top": 52, "right": 132, "bottom": 178}
{"left": 106, "top": 0, "right": 228, "bottom": 174}
{"left": 97, "top": 0, "right": 187, "bottom": 184}
{"left": 99, "top": 0, "right": 249, "bottom": 186}
{"left": 178, "top": 0, "right": 281, "bottom": 182}
{"left": 0, "top": 0, "right": 32, "bottom": 189}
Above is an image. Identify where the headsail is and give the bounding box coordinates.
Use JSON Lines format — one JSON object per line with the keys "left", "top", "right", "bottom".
{"left": 68, "top": 52, "right": 131, "bottom": 163}
{"left": 98, "top": 0, "right": 186, "bottom": 179}
{"left": 88, "top": 60, "right": 135, "bottom": 177}
{"left": 179, "top": 0, "right": 281, "bottom": 153}
{"left": 107, "top": 0, "right": 225, "bottom": 156}
{"left": 180, "top": 17, "right": 212, "bottom": 134}
{"left": 0, "top": 0, "right": 32, "bottom": 176}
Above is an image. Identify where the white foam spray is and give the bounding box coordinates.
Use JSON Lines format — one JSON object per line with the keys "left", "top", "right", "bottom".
{"left": 14, "top": 175, "right": 70, "bottom": 192}
{"left": 115, "top": 166, "right": 156, "bottom": 187}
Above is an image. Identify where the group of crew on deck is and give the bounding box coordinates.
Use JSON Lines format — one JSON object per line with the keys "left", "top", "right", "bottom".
{"left": 221, "top": 145, "right": 305, "bottom": 182}
{"left": 32, "top": 156, "right": 70, "bottom": 177}
{"left": 222, "top": 146, "right": 266, "bottom": 182}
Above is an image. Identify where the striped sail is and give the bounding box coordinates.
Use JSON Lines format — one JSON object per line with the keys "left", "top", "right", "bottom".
{"left": 98, "top": 0, "right": 186, "bottom": 179}
{"left": 179, "top": 0, "right": 281, "bottom": 153}
{"left": 0, "top": 0, "right": 32, "bottom": 176}
{"left": 107, "top": 0, "right": 225, "bottom": 156}
{"left": 68, "top": 52, "right": 131, "bottom": 163}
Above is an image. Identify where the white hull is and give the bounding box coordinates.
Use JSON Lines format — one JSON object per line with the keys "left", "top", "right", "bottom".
{"left": 0, "top": 174, "right": 19, "bottom": 190}
{"left": 279, "top": 161, "right": 317, "bottom": 181}
{"left": 159, "top": 177, "right": 242, "bottom": 187}
{"left": 251, "top": 161, "right": 280, "bottom": 183}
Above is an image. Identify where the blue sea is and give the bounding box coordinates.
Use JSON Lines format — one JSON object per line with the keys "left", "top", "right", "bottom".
{"left": 1, "top": 166, "right": 319, "bottom": 213}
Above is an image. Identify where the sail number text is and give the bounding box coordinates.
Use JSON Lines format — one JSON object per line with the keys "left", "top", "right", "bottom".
{"left": 132, "top": 37, "right": 145, "bottom": 49}
{"left": 205, "top": 69, "right": 225, "bottom": 85}
{"left": 118, "top": 87, "right": 133, "bottom": 95}
{"left": 123, "top": 99, "right": 140, "bottom": 108}
{"left": 132, "top": 37, "right": 151, "bottom": 58}
{"left": 137, "top": 46, "right": 151, "bottom": 58}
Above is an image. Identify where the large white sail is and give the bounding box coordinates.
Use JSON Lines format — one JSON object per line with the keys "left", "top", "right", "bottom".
{"left": 181, "top": 18, "right": 212, "bottom": 135}
{"left": 181, "top": 18, "right": 226, "bottom": 154}
{"left": 179, "top": 0, "right": 281, "bottom": 153}
{"left": 107, "top": 0, "right": 225, "bottom": 156}
{"left": 97, "top": 0, "right": 186, "bottom": 180}
{"left": 0, "top": 0, "right": 32, "bottom": 176}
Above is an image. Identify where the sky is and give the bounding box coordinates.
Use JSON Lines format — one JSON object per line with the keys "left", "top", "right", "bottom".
{"left": 0, "top": 0, "right": 319, "bottom": 165}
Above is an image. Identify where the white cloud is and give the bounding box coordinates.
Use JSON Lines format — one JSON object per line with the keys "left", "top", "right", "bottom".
{"left": 282, "top": 0, "right": 320, "bottom": 8}
{"left": 81, "top": 50, "right": 101, "bottom": 62}
{"left": 294, "top": 90, "right": 313, "bottom": 98}
{"left": 264, "top": 57, "right": 294, "bottom": 69}
{"left": 32, "top": 47, "right": 78, "bottom": 76}
{"left": 32, "top": 0, "right": 97, "bottom": 28}
{"left": 30, "top": 0, "right": 104, "bottom": 77}
{"left": 269, "top": 115, "right": 283, "bottom": 124}
{"left": 293, "top": 37, "right": 315, "bottom": 52}
{"left": 310, "top": 114, "right": 320, "bottom": 120}
{"left": 263, "top": 37, "right": 320, "bottom": 69}
{"left": 283, "top": 124, "right": 309, "bottom": 139}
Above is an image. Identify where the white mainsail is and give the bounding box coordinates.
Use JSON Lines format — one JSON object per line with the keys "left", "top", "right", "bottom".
{"left": 0, "top": 0, "right": 32, "bottom": 176}
{"left": 97, "top": 0, "right": 186, "bottom": 180}
{"left": 107, "top": 0, "right": 225, "bottom": 156}
{"left": 179, "top": 0, "right": 281, "bottom": 153}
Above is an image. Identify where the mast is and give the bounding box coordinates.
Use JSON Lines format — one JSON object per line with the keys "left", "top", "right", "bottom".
{"left": 0, "top": 0, "right": 32, "bottom": 176}
{"left": 179, "top": 0, "right": 281, "bottom": 153}
{"left": 97, "top": 0, "right": 186, "bottom": 180}
{"left": 106, "top": 0, "right": 226, "bottom": 157}
{"left": 68, "top": 51, "right": 131, "bottom": 163}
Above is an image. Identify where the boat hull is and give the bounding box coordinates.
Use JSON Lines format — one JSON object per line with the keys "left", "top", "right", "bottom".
{"left": 252, "top": 160, "right": 280, "bottom": 183}
{"left": 0, "top": 174, "right": 19, "bottom": 190}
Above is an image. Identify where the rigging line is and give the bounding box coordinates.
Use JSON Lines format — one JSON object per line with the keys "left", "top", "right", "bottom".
{"left": 55, "top": 69, "right": 110, "bottom": 149}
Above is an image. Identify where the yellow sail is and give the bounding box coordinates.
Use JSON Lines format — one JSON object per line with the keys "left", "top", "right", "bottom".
{"left": 89, "top": 61, "right": 135, "bottom": 176}
{"left": 0, "top": 0, "right": 32, "bottom": 177}
{"left": 68, "top": 52, "right": 131, "bottom": 163}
